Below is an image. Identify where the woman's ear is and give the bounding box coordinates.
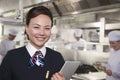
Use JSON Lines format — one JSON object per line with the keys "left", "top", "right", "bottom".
{"left": 25, "top": 25, "right": 29, "bottom": 40}
{"left": 25, "top": 25, "right": 28, "bottom": 34}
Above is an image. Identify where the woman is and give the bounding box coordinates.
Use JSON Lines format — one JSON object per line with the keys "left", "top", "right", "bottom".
{"left": 0, "top": 6, "right": 65, "bottom": 80}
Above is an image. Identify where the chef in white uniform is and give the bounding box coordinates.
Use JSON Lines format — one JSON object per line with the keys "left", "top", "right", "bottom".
{"left": 102, "top": 30, "right": 120, "bottom": 80}
{"left": 71, "top": 29, "right": 86, "bottom": 50}
{"left": 0, "top": 29, "right": 18, "bottom": 60}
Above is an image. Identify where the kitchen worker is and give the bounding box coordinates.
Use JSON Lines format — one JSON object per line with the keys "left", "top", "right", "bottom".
{"left": 0, "top": 28, "right": 18, "bottom": 59}
{"left": 71, "top": 29, "right": 87, "bottom": 50}
{"left": 0, "top": 6, "right": 65, "bottom": 80}
{"left": 96, "top": 30, "right": 120, "bottom": 80}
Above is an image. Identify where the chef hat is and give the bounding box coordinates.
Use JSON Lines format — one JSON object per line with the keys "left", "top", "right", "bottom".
{"left": 74, "top": 29, "right": 83, "bottom": 37}
{"left": 9, "top": 28, "right": 18, "bottom": 36}
{"left": 108, "top": 30, "right": 120, "bottom": 41}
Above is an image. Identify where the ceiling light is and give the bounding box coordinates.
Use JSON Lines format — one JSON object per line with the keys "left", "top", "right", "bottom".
{"left": 71, "top": 11, "right": 79, "bottom": 15}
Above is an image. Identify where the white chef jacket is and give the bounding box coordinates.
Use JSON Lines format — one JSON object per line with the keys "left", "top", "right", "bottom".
{"left": 104, "top": 50, "right": 120, "bottom": 80}
{"left": 0, "top": 38, "right": 16, "bottom": 58}
{"left": 71, "top": 39, "right": 87, "bottom": 50}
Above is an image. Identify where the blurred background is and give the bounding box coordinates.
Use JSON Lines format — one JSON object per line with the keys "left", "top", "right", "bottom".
{"left": 0, "top": 0, "right": 120, "bottom": 79}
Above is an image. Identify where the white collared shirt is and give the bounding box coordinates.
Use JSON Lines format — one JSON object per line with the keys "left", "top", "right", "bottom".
{"left": 26, "top": 43, "right": 46, "bottom": 57}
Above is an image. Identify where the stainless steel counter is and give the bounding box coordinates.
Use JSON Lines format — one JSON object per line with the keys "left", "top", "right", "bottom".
{"left": 72, "top": 71, "right": 106, "bottom": 80}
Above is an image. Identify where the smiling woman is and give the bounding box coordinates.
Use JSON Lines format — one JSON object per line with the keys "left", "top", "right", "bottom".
{"left": 0, "top": 6, "right": 65, "bottom": 80}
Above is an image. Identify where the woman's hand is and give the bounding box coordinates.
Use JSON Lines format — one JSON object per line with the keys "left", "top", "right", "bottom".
{"left": 51, "top": 72, "right": 65, "bottom": 80}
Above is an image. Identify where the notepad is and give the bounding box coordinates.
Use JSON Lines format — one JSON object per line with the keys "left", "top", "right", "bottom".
{"left": 60, "top": 61, "right": 80, "bottom": 80}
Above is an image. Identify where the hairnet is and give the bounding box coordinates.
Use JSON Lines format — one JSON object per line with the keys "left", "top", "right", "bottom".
{"left": 108, "top": 30, "right": 120, "bottom": 41}
{"left": 74, "top": 29, "right": 83, "bottom": 37}
{"left": 9, "top": 29, "right": 18, "bottom": 36}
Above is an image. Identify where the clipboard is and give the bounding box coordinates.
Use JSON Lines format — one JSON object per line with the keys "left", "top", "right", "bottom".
{"left": 60, "top": 61, "right": 80, "bottom": 80}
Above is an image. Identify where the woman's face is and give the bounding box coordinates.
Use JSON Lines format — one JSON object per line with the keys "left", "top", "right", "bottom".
{"left": 26, "top": 14, "right": 52, "bottom": 49}
{"left": 109, "top": 41, "right": 120, "bottom": 51}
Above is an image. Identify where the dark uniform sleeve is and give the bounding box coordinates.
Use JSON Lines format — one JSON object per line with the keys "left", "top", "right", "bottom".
{"left": 0, "top": 51, "right": 13, "bottom": 80}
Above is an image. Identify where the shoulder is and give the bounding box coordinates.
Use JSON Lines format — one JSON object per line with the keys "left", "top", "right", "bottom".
{"left": 46, "top": 47, "right": 65, "bottom": 64}
{"left": 0, "top": 39, "right": 14, "bottom": 44}
{"left": 46, "top": 47, "right": 61, "bottom": 54}
{"left": 80, "top": 39, "right": 86, "bottom": 42}
{"left": 6, "top": 46, "right": 26, "bottom": 56}
{"left": 46, "top": 47, "right": 64, "bottom": 58}
{"left": 9, "top": 46, "right": 26, "bottom": 52}
{"left": 0, "top": 39, "right": 7, "bottom": 43}
{"left": 1, "top": 46, "right": 26, "bottom": 62}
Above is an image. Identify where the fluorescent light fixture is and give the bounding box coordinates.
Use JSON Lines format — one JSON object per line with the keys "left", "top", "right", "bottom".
{"left": 34, "top": 0, "right": 50, "bottom": 3}
{"left": 72, "top": 11, "right": 79, "bottom": 15}
{"left": 2, "top": 12, "right": 16, "bottom": 17}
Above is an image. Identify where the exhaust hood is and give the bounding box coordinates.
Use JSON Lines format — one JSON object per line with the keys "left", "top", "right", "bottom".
{"left": 0, "top": 0, "right": 120, "bottom": 25}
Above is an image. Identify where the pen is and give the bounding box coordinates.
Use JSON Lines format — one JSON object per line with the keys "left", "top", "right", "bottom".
{"left": 45, "top": 70, "right": 50, "bottom": 79}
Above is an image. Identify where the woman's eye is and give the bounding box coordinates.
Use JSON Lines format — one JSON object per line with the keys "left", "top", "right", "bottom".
{"left": 45, "top": 27, "right": 51, "bottom": 30}
{"left": 34, "top": 26, "right": 39, "bottom": 28}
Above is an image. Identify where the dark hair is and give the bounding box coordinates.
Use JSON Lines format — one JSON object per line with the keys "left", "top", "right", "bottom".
{"left": 26, "top": 6, "right": 53, "bottom": 27}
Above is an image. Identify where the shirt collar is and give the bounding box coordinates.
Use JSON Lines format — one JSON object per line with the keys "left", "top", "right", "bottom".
{"left": 26, "top": 43, "right": 46, "bottom": 57}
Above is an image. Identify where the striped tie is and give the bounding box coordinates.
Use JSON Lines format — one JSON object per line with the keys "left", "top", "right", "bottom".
{"left": 29, "top": 51, "right": 44, "bottom": 67}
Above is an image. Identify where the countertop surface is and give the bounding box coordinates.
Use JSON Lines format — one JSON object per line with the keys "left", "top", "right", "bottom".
{"left": 72, "top": 71, "right": 106, "bottom": 80}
